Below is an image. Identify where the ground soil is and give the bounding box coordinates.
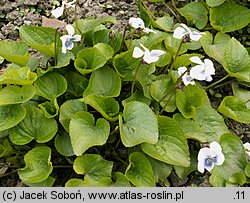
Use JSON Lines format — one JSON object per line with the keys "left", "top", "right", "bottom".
{"left": 0, "top": 0, "right": 250, "bottom": 187}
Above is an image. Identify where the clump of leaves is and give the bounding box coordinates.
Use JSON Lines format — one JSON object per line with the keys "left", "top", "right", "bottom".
{"left": 0, "top": 0, "right": 250, "bottom": 187}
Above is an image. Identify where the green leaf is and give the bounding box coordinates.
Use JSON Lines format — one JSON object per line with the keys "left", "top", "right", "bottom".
{"left": 0, "top": 85, "right": 36, "bottom": 106}
{"left": 194, "top": 99, "right": 229, "bottom": 142}
{"left": 0, "top": 104, "right": 26, "bottom": 131}
{"left": 148, "top": 157, "right": 172, "bottom": 185}
{"left": 93, "top": 29, "right": 122, "bottom": 54}
{"left": 223, "top": 38, "right": 250, "bottom": 82}
{"left": 232, "top": 83, "right": 250, "bottom": 108}
{"left": 84, "top": 66, "right": 121, "bottom": 97}
{"left": 69, "top": 111, "right": 110, "bottom": 156}
{"left": 200, "top": 32, "right": 230, "bottom": 65}
{"left": 142, "top": 116, "right": 190, "bottom": 167}
{"left": 245, "top": 164, "right": 250, "bottom": 178}
{"left": 38, "top": 98, "right": 59, "bottom": 118}
{"left": 34, "top": 72, "right": 67, "bottom": 100}
{"left": 119, "top": 101, "right": 158, "bottom": 147}
{"left": 150, "top": 76, "right": 176, "bottom": 112}
{"left": 96, "top": 172, "right": 131, "bottom": 187}
{"left": 155, "top": 15, "right": 174, "bottom": 32}
{"left": 211, "top": 133, "right": 247, "bottom": 185}
{"left": 76, "top": 16, "right": 117, "bottom": 35}
{"left": 176, "top": 85, "right": 207, "bottom": 118}
{"left": 19, "top": 26, "right": 58, "bottom": 57}
{"left": 228, "top": 173, "right": 246, "bottom": 185}
{"left": 173, "top": 113, "right": 206, "bottom": 142}
{"left": 59, "top": 99, "right": 87, "bottom": 132}
{"left": 54, "top": 132, "right": 74, "bottom": 157}
{"left": 206, "top": 0, "right": 225, "bottom": 7}
{"left": 64, "top": 71, "right": 88, "bottom": 98}
{"left": 75, "top": 43, "right": 114, "bottom": 75}
{"left": 65, "top": 178, "right": 87, "bottom": 187}
{"left": 174, "top": 151, "right": 197, "bottom": 180}
{"left": 210, "top": 2, "right": 250, "bottom": 33}
{"left": 24, "top": 176, "right": 55, "bottom": 187}
{"left": 178, "top": 2, "right": 208, "bottom": 29}
{"left": 0, "top": 139, "right": 15, "bottom": 158}
{"left": 174, "top": 53, "right": 204, "bottom": 69}
{"left": 0, "top": 67, "right": 37, "bottom": 85}
{"left": 122, "top": 90, "right": 151, "bottom": 106}
{"left": 18, "top": 146, "right": 53, "bottom": 184}
{"left": 81, "top": 95, "right": 119, "bottom": 122}
{"left": 125, "top": 152, "right": 155, "bottom": 187}
{"left": 73, "top": 154, "right": 113, "bottom": 181}
{"left": 218, "top": 96, "right": 250, "bottom": 123}
{"left": 9, "top": 105, "right": 58, "bottom": 145}
{"left": 0, "top": 41, "right": 30, "bottom": 67}
{"left": 209, "top": 174, "right": 226, "bottom": 187}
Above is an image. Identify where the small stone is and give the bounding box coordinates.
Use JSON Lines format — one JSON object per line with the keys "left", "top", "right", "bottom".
{"left": 24, "top": 20, "right": 32, "bottom": 25}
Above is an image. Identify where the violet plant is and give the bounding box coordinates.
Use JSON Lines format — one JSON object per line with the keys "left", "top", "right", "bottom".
{"left": 0, "top": 0, "right": 250, "bottom": 187}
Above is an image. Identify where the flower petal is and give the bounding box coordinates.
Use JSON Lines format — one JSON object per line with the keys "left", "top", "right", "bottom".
{"left": 178, "top": 66, "right": 187, "bottom": 76}
{"left": 66, "top": 24, "right": 75, "bottom": 36}
{"left": 215, "top": 153, "right": 225, "bottom": 165}
{"left": 182, "top": 74, "right": 195, "bottom": 86}
{"left": 204, "top": 59, "right": 215, "bottom": 75}
{"left": 139, "top": 43, "right": 149, "bottom": 52}
{"left": 205, "top": 162, "right": 215, "bottom": 172}
{"left": 180, "top": 23, "right": 191, "bottom": 33}
{"left": 243, "top": 142, "right": 250, "bottom": 151}
{"left": 210, "top": 141, "right": 222, "bottom": 154}
{"left": 190, "top": 56, "right": 203, "bottom": 65}
{"left": 205, "top": 75, "right": 213, "bottom": 82}
{"left": 143, "top": 51, "right": 159, "bottom": 64}
{"left": 129, "top": 17, "right": 145, "bottom": 29}
{"left": 71, "top": 34, "right": 81, "bottom": 42}
{"left": 66, "top": 0, "right": 76, "bottom": 8}
{"left": 150, "top": 50, "right": 165, "bottom": 58}
{"left": 198, "top": 147, "right": 213, "bottom": 162}
{"left": 197, "top": 160, "right": 205, "bottom": 173}
{"left": 133, "top": 47, "right": 144, "bottom": 58}
{"left": 60, "top": 35, "right": 70, "bottom": 44}
{"left": 51, "top": 6, "right": 64, "bottom": 18}
{"left": 190, "top": 31, "right": 203, "bottom": 41}
{"left": 190, "top": 65, "right": 206, "bottom": 81}
{"left": 143, "top": 28, "right": 156, "bottom": 34}
{"left": 173, "top": 27, "right": 186, "bottom": 39}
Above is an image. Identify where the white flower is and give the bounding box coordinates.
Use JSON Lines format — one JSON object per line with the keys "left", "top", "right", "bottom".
{"left": 173, "top": 23, "right": 204, "bottom": 41}
{"left": 189, "top": 56, "right": 215, "bottom": 82}
{"left": 178, "top": 66, "right": 195, "bottom": 86}
{"left": 51, "top": 0, "right": 76, "bottom": 18}
{"left": 129, "top": 17, "right": 156, "bottom": 34}
{"left": 198, "top": 141, "right": 225, "bottom": 173}
{"left": 132, "top": 43, "right": 165, "bottom": 64}
{"left": 243, "top": 142, "right": 250, "bottom": 157}
{"left": 60, "top": 24, "right": 81, "bottom": 54}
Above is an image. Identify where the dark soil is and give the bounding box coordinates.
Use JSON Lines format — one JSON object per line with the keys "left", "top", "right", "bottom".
{"left": 0, "top": 0, "right": 250, "bottom": 187}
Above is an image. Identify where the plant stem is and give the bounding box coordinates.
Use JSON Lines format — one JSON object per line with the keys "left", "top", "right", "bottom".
{"left": 0, "top": 170, "right": 18, "bottom": 178}
{"left": 128, "top": 30, "right": 136, "bottom": 50}
{"left": 141, "top": 0, "right": 156, "bottom": 20}
{"left": 120, "top": 25, "right": 128, "bottom": 52}
{"left": 131, "top": 61, "right": 143, "bottom": 94}
{"left": 53, "top": 165, "right": 73, "bottom": 169}
{"left": 169, "top": 39, "right": 184, "bottom": 73}
{"left": 74, "top": 0, "right": 78, "bottom": 24}
{"left": 162, "top": 1, "right": 181, "bottom": 23}
{"left": 116, "top": 157, "right": 128, "bottom": 166}
{"left": 205, "top": 74, "right": 230, "bottom": 90}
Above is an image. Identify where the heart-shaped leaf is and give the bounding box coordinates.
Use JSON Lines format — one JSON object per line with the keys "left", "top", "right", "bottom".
{"left": 0, "top": 104, "right": 26, "bottom": 131}
{"left": 176, "top": 85, "right": 207, "bottom": 118}
{"left": 65, "top": 178, "right": 87, "bottom": 187}
{"left": 59, "top": 99, "right": 87, "bottom": 132}
{"left": 19, "top": 26, "right": 59, "bottom": 57}
{"left": 218, "top": 96, "right": 250, "bottom": 123}
{"left": 18, "top": 146, "right": 53, "bottom": 184}
{"left": 119, "top": 101, "right": 158, "bottom": 147}
{"left": 54, "top": 132, "right": 74, "bottom": 157}
{"left": 84, "top": 66, "right": 121, "bottom": 97}
{"left": 125, "top": 152, "right": 155, "bottom": 187}
{"left": 150, "top": 76, "right": 176, "bottom": 112}
{"left": 142, "top": 116, "right": 190, "bottom": 167}
{"left": 0, "top": 85, "right": 36, "bottom": 106}
{"left": 73, "top": 154, "right": 113, "bottom": 181}
{"left": 210, "top": 2, "right": 250, "bottom": 33}
{"left": 200, "top": 32, "right": 230, "bottom": 65}
{"left": 76, "top": 16, "right": 117, "bottom": 35}
{"left": 38, "top": 98, "right": 59, "bottom": 118}
{"left": 223, "top": 38, "right": 250, "bottom": 82}
{"left": 0, "top": 139, "right": 15, "bottom": 158}
{"left": 34, "top": 72, "right": 67, "bottom": 100}
{"left": 81, "top": 95, "right": 119, "bottom": 122}
{"left": 24, "top": 176, "right": 55, "bottom": 187}
{"left": 0, "top": 41, "right": 30, "bottom": 67}
{"left": 69, "top": 111, "right": 110, "bottom": 156}
{"left": 0, "top": 67, "right": 37, "bottom": 85}
{"left": 75, "top": 43, "right": 113, "bottom": 75}
{"left": 178, "top": 2, "right": 208, "bottom": 29}
{"left": 211, "top": 133, "right": 247, "bottom": 186}
{"left": 9, "top": 105, "right": 58, "bottom": 145}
